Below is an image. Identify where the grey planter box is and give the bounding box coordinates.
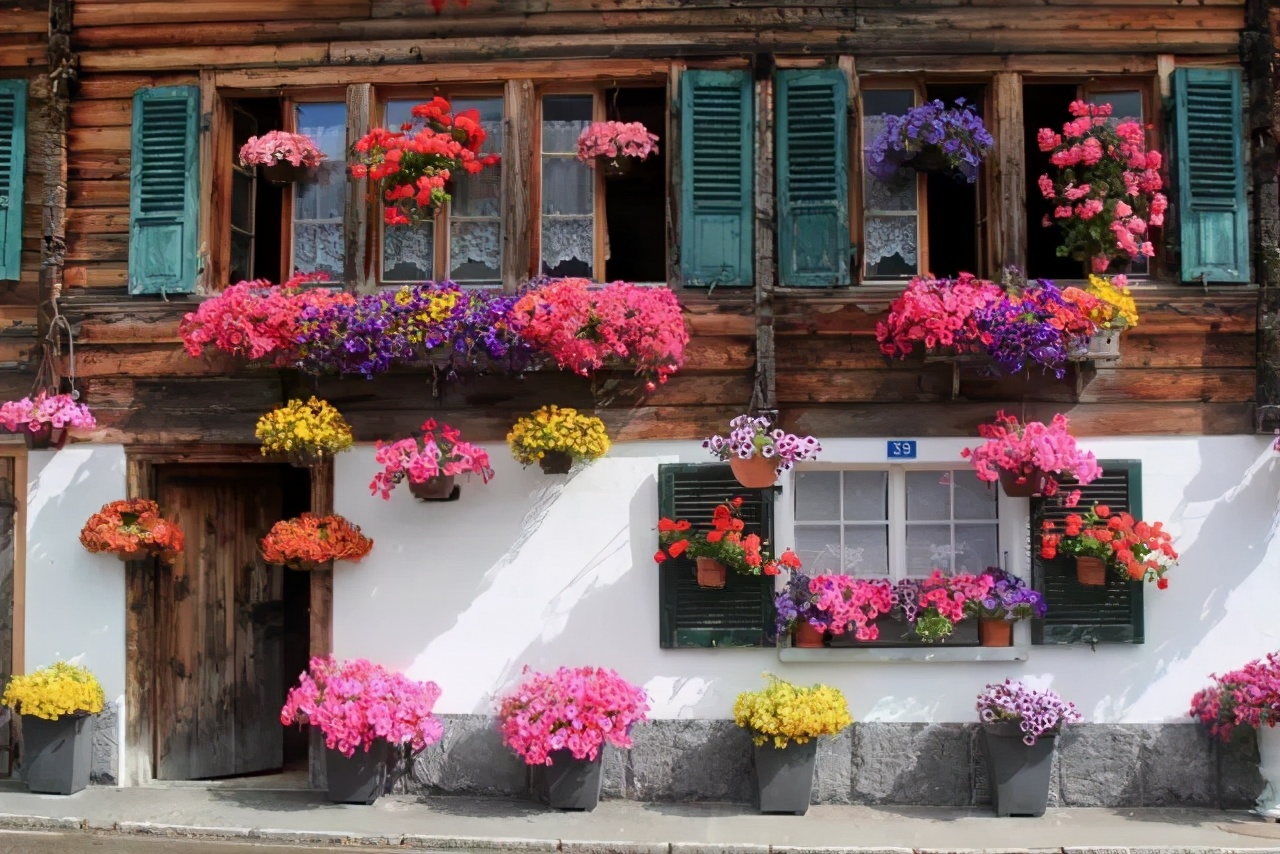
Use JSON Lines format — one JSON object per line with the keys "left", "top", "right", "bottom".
{"left": 754, "top": 739, "right": 818, "bottom": 815}
{"left": 22, "top": 713, "right": 94, "bottom": 795}
{"left": 531, "top": 750, "right": 603, "bottom": 811}
{"left": 980, "top": 722, "right": 1056, "bottom": 817}
{"left": 324, "top": 743, "right": 388, "bottom": 804}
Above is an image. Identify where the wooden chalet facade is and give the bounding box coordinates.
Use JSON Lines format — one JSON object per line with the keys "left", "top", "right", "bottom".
{"left": 0, "top": 0, "right": 1278, "bottom": 803}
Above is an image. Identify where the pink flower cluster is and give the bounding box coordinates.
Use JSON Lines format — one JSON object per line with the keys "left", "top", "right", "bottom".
{"left": 961, "top": 411, "right": 1101, "bottom": 506}
{"left": 238, "top": 131, "right": 326, "bottom": 168}
{"left": 497, "top": 666, "right": 650, "bottom": 766}
{"left": 369, "top": 419, "right": 494, "bottom": 499}
{"left": 809, "top": 576, "right": 895, "bottom": 640}
{"left": 875, "top": 273, "right": 1002, "bottom": 359}
{"left": 509, "top": 278, "right": 688, "bottom": 388}
{"left": 576, "top": 121, "right": 660, "bottom": 164}
{"left": 280, "top": 656, "right": 444, "bottom": 758}
{"left": 916, "top": 570, "right": 993, "bottom": 624}
{"left": 1189, "top": 652, "right": 1280, "bottom": 742}
{"left": 179, "top": 273, "right": 348, "bottom": 364}
{"left": 1037, "top": 101, "right": 1166, "bottom": 270}
{"left": 0, "top": 392, "right": 95, "bottom": 432}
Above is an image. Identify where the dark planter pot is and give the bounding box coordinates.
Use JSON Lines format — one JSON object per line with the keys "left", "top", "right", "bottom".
{"left": 23, "top": 422, "right": 67, "bottom": 450}
{"left": 324, "top": 743, "right": 388, "bottom": 804}
{"left": 980, "top": 721, "right": 1056, "bottom": 817}
{"left": 408, "top": 475, "right": 458, "bottom": 501}
{"left": 998, "top": 466, "right": 1049, "bottom": 498}
{"left": 538, "top": 451, "right": 574, "bottom": 475}
{"left": 754, "top": 739, "right": 818, "bottom": 815}
{"left": 531, "top": 749, "right": 603, "bottom": 811}
{"left": 21, "top": 713, "right": 94, "bottom": 795}
{"left": 261, "top": 162, "right": 308, "bottom": 185}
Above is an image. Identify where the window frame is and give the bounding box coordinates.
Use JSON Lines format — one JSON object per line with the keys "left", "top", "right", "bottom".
{"left": 855, "top": 78, "right": 928, "bottom": 284}
{"left": 534, "top": 86, "right": 605, "bottom": 281}
{"left": 284, "top": 92, "right": 349, "bottom": 285}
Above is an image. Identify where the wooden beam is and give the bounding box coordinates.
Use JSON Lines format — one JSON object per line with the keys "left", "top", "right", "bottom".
{"left": 665, "top": 60, "right": 684, "bottom": 287}
{"left": 345, "top": 84, "right": 373, "bottom": 293}
{"left": 502, "top": 78, "right": 533, "bottom": 290}
{"left": 753, "top": 72, "right": 776, "bottom": 412}
{"left": 124, "top": 458, "right": 156, "bottom": 786}
{"left": 990, "top": 72, "right": 1025, "bottom": 273}
{"left": 308, "top": 459, "right": 334, "bottom": 789}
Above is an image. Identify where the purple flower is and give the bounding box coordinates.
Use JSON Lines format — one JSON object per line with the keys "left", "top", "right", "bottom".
{"left": 977, "top": 680, "right": 1081, "bottom": 745}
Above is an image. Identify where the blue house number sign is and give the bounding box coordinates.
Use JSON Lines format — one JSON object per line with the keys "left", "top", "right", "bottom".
{"left": 887, "top": 440, "right": 918, "bottom": 459}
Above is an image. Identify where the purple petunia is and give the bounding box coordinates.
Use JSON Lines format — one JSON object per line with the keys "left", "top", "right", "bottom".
{"left": 977, "top": 680, "right": 1081, "bottom": 746}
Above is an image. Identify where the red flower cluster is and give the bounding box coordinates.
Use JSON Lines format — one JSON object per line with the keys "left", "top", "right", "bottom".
{"left": 260, "top": 514, "right": 373, "bottom": 569}
{"left": 876, "top": 273, "right": 1003, "bottom": 359}
{"left": 1041, "top": 503, "right": 1177, "bottom": 588}
{"left": 351, "top": 96, "right": 500, "bottom": 226}
{"left": 79, "top": 499, "right": 185, "bottom": 565}
{"left": 654, "top": 498, "right": 801, "bottom": 577}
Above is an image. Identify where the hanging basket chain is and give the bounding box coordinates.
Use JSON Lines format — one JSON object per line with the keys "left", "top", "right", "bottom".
{"left": 33, "top": 294, "right": 78, "bottom": 400}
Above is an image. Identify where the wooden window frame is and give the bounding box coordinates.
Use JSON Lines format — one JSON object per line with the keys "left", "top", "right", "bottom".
{"left": 856, "top": 78, "right": 929, "bottom": 284}
{"left": 283, "top": 92, "right": 348, "bottom": 286}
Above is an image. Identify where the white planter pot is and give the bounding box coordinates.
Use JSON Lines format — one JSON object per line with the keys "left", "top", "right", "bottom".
{"left": 1086, "top": 330, "right": 1122, "bottom": 362}
{"left": 1256, "top": 724, "right": 1280, "bottom": 818}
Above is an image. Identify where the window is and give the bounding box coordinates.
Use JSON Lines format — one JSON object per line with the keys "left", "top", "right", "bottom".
{"left": 229, "top": 108, "right": 259, "bottom": 283}
{"left": 540, "top": 94, "right": 595, "bottom": 278}
{"left": 291, "top": 101, "right": 346, "bottom": 280}
{"left": 861, "top": 88, "right": 920, "bottom": 281}
{"left": 793, "top": 468, "right": 999, "bottom": 578}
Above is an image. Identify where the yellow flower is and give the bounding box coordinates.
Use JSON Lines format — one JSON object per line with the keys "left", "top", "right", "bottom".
{"left": 3, "top": 662, "right": 105, "bottom": 720}
{"left": 1086, "top": 275, "right": 1139, "bottom": 330}
{"left": 256, "top": 397, "right": 354, "bottom": 460}
{"left": 507, "top": 405, "right": 610, "bottom": 466}
{"left": 733, "top": 674, "right": 852, "bottom": 748}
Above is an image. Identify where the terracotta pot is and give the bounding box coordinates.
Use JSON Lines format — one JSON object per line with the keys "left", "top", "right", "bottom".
{"left": 538, "top": 451, "right": 574, "bottom": 475}
{"left": 408, "top": 475, "right": 457, "bottom": 501}
{"left": 1076, "top": 555, "right": 1107, "bottom": 586}
{"left": 695, "top": 556, "right": 727, "bottom": 589}
{"left": 261, "top": 162, "right": 307, "bottom": 185}
{"left": 793, "top": 622, "right": 825, "bottom": 649}
{"left": 23, "top": 422, "right": 67, "bottom": 450}
{"left": 978, "top": 618, "right": 1014, "bottom": 648}
{"left": 998, "top": 466, "right": 1049, "bottom": 498}
{"left": 729, "top": 454, "right": 778, "bottom": 489}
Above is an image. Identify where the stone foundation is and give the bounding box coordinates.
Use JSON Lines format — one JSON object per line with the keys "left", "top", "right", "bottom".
{"left": 392, "top": 716, "right": 1264, "bottom": 808}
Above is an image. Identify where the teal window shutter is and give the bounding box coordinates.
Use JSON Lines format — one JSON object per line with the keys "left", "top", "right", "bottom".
{"left": 129, "top": 85, "right": 200, "bottom": 295}
{"left": 1031, "top": 460, "right": 1145, "bottom": 645}
{"left": 776, "top": 69, "right": 850, "bottom": 287}
{"left": 0, "top": 79, "right": 28, "bottom": 283}
{"left": 1174, "top": 68, "right": 1249, "bottom": 284}
{"left": 679, "top": 70, "right": 753, "bottom": 288}
{"left": 657, "top": 463, "right": 775, "bottom": 648}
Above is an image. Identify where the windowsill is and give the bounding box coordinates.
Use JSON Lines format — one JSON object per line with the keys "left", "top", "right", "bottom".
{"left": 778, "top": 645, "right": 1029, "bottom": 663}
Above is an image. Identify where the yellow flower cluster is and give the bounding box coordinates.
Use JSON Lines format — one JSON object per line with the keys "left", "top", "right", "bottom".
{"left": 1086, "top": 275, "right": 1140, "bottom": 330}
{"left": 733, "top": 674, "right": 852, "bottom": 748}
{"left": 507, "top": 405, "right": 611, "bottom": 465}
{"left": 3, "top": 662, "right": 105, "bottom": 720}
{"left": 256, "top": 397, "right": 354, "bottom": 460}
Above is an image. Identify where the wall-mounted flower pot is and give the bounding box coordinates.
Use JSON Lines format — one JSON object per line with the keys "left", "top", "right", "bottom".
{"left": 729, "top": 455, "right": 778, "bottom": 489}
{"left": 695, "top": 557, "right": 727, "bottom": 589}
{"left": 1256, "top": 725, "right": 1280, "bottom": 818}
{"left": 23, "top": 422, "right": 67, "bottom": 450}
{"left": 1075, "top": 556, "right": 1107, "bottom": 586}
{"left": 1086, "top": 331, "right": 1122, "bottom": 362}
{"left": 113, "top": 547, "right": 151, "bottom": 563}
{"left": 286, "top": 450, "right": 324, "bottom": 469}
{"left": 754, "top": 738, "right": 818, "bottom": 815}
{"left": 324, "top": 742, "right": 388, "bottom": 805}
{"left": 538, "top": 451, "right": 573, "bottom": 475}
{"left": 21, "top": 712, "right": 94, "bottom": 795}
{"left": 532, "top": 749, "right": 603, "bottom": 811}
{"left": 978, "top": 618, "right": 1013, "bottom": 648}
{"left": 261, "top": 162, "right": 307, "bottom": 185}
{"left": 980, "top": 722, "right": 1056, "bottom": 817}
{"left": 285, "top": 559, "right": 325, "bottom": 572}
{"left": 408, "top": 475, "right": 458, "bottom": 501}
{"left": 998, "top": 466, "right": 1049, "bottom": 498}
{"left": 596, "top": 155, "right": 636, "bottom": 178}
{"left": 793, "top": 622, "right": 825, "bottom": 648}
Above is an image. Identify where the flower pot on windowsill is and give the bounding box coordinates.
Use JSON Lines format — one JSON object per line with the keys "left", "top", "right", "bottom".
{"left": 695, "top": 556, "right": 727, "bottom": 589}
{"left": 729, "top": 454, "right": 778, "bottom": 489}
{"left": 20, "top": 712, "right": 95, "bottom": 795}
{"left": 998, "top": 466, "right": 1049, "bottom": 498}
{"left": 792, "top": 622, "right": 825, "bottom": 649}
{"left": 978, "top": 618, "right": 1013, "bottom": 648}
{"left": 408, "top": 475, "right": 459, "bottom": 501}
{"left": 753, "top": 739, "right": 818, "bottom": 815}
{"left": 1075, "top": 555, "right": 1107, "bottom": 586}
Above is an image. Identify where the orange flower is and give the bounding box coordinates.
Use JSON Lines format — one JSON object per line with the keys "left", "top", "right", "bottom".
{"left": 80, "top": 499, "right": 185, "bottom": 565}
{"left": 706, "top": 530, "right": 725, "bottom": 544}
{"left": 667, "top": 540, "right": 688, "bottom": 558}
{"left": 1094, "top": 505, "right": 1111, "bottom": 517}
{"left": 658, "top": 518, "right": 678, "bottom": 533}
{"left": 260, "top": 514, "right": 373, "bottom": 568}
{"left": 653, "top": 550, "right": 667, "bottom": 563}
{"left": 675, "top": 520, "right": 691, "bottom": 531}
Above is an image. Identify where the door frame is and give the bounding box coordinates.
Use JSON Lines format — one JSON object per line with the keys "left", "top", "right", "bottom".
{"left": 123, "top": 446, "right": 333, "bottom": 786}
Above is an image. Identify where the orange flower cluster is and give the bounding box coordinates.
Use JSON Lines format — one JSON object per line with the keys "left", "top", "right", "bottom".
{"left": 79, "top": 499, "right": 185, "bottom": 565}
{"left": 260, "top": 514, "right": 373, "bottom": 569}
{"left": 654, "top": 498, "right": 802, "bottom": 578}
{"left": 1041, "top": 503, "right": 1178, "bottom": 588}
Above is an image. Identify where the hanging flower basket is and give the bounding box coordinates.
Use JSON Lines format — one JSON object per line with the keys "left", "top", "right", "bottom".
{"left": 408, "top": 475, "right": 457, "bottom": 501}
{"left": 508, "top": 406, "right": 609, "bottom": 475}
{"left": 261, "top": 162, "right": 308, "bottom": 185}
{"left": 729, "top": 455, "right": 779, "bottom": 489}
{"left": 0, "top": 392, "right": 95, "bottom": 449}
{"left": 79, "top": 499, "right": 185, "bottom": 565}
{"left": 705, "top": 416, "right": 821, "bottom": 488}
{"left": 260, "top": 513, "right": 373, "bottom": 570}
{"left": 656, "top": 499, "right": 801, "bottom": 584}
{"left": 538, "top": 451, "right": 574, "bottom": 475}
{"left": 695, "top": 557, "right": 727, "bottom": 589}
{"left": 997, "top": 466, "right": 1050, "bottom": 498}
{"left": 257, "top": 398, "right": 353, "bottom": 469}
{"left": 1075, "top": 556, "right": 1107, "bottom": 586}
{"left": 964, "top": 412, "right": 1101, "bottom": 504}
{"left": 577, "top": 121, "right": 659, "bottom": 178}
{"left": 371, "top": 419, "right": 493, "bottom": 502}
{"left": 24, "top": 423, "right": 67, "bottom": 450}
{"left": 239, "top": 131, "right": 325, "bottom": 185}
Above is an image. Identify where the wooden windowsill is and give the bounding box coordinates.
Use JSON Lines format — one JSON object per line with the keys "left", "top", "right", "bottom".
{"left": 778, "top": 645, "right": 1029, "bottom": 663}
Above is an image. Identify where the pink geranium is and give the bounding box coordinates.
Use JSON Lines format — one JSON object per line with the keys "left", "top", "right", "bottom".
{"left": 809, "top": 576, "right": 895, "bottom": 640}
{"left": 369, "top": 419, "right": 494, "bottom": 499}
{"left": 238, "top": 131, "right": 326, "bottom": 168}
{"left": 875, "top": 273, "right": 1004, "bottom": 359}
{"left": 0, "top": 392, "right": 95, "bottom": 433}
{"left": 280, "top": 656, "right": 443, "bottom": 758}
{"left": 576, "top": 121, "right": 660, "bottom": 164}
{"left": 961, "top": 411, "right": 1101, "bottom": 505}
{"left": 497, "top": 666, "right": 650, "bottom": 766}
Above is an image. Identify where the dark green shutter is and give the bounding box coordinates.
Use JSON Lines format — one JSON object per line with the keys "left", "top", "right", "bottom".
{"left": 1174, "top": 68, "right": 1248, "bottom": 284}
{"left": 679, "top": 70, "right": 753, "bottom": 288}
{"left": 129, "top": 85, "right": 199, "bottom": 295}
{"left": 776, "top": 69, "right": 850, "bottom": 287}
{"left": 657, "top": 463, "right": 775, "bottom": 648}
{"left": 1031, "top": 460, "right": 1145, "bottom": 645}
{"left": 0, "top": 79, "right": 28, "bottom": 283}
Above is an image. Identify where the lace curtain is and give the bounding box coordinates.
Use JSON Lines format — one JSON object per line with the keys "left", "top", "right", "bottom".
{"left": 862, "top": 112, "right": 919, "bottom": 269}
{"left": 541, "top": 217, "right": 593, "bottom": 270}
{"left": 383, "top": 223, "right": 434, "bottom": 282}
{"left": 294, "top": 107, "right": 347, "bottom": 278}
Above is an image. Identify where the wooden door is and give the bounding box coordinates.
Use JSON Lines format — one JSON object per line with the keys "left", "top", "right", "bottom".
{"left": 155, "top": 466, "right": 285, "bottom": 780}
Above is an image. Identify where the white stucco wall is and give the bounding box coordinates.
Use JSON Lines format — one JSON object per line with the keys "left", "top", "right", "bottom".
{"left": 333, "top": 435, "right": 1280, "bottom": 725}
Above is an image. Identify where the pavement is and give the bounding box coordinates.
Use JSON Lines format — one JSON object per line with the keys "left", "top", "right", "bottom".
{"left": 1, "top": 784, "right": 1280, "bottom": 853}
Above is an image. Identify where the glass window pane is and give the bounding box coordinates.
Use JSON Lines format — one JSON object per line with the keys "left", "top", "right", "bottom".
{"left": 953, "top": 469, "right": 998, "bottom": 520}
{"left": 231, "top": 169, "right": 254, "bottom": 231}
{"left": 795, "top": 471, "right": 840, "bottom": 522}
{"left": 842, "top": 471, "right": 888, "bottom": 521}
{"left": 449, "top": 220, "right": 500, "bottom": 282}
{"left": 383, "top": 222, "right": 434, "bottom": 283}
{"left": 542, "top": 95, "right": 592, "bottom": 151}
{"left": 845, "top": 525, "right": 890, "bottom": 577}
{"left": 862, "top": 88, "right": 919, "bottom": 281}
{"left": 292, "top": 102, "right": 346, "bottom": 279}
{"left": 795, "top": 526, "right": 843, "bottom": 575}
{"left": 540, "top": 216, "right": 592, "bottom": 277}
{"left": 906, "top": 471, "right": 951, "bottom": 521}
{"left": 542, "top": 159, "right": 592, "bottom": 215}
{"left": 385, "top": 99, "right": 416, "bottom": 130}
{"left": 541, "top": 95, "right": 593, "bottom": 278}
{"left": 1095, "top": 91, "right": 1142, "bottom": 123}
{"left": 906, "top": 524, "right": 953, "bottom": 575}
{"left": 954, "top": 524, "right": 999, "bottom": 575}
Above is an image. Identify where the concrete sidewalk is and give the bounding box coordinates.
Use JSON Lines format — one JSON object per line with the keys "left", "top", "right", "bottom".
{"left": 1, "top": 785, "right": 1280, "bottom": 853}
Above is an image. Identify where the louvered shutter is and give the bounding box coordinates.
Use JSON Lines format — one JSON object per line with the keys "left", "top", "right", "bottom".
{"left": 657, "top": 463, "right": 775, "bottom": 648}
{"left": 679, "top": 70, "right": 753, "bottom": 288}
{"left": 777, "top": 69, "right": 850, "bottom": 288}
{"left": 129, "top": 86, "right": 199, "bottom": 295}
{"left": 0, "top": 79, "right": 28, "bottom": 282}
{"left": 1030, "top": 461, "right": 1145, "bottom": 645}
{"left": 1174, "top": 68, "right": 1249, "bottom": 284}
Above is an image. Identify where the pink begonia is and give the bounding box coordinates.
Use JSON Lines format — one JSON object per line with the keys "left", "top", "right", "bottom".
{"left": 576, "top": 121, "right": 660, "bottom": 164}
{"left": 961, "top": 411, "right": 1101, "bottom": 506}
{"left": 281, "top": 656, "right": 444, "bottom": 758}
{"left": 369, "top": 419, "right": 494, "bottom": 499}
{"left": 809, "top": 576, "right": 895, "bottom": 640}
{"left": 497, "top": 666, "right": 650, "bottom": 766}
{"left": 875, "top": 273, "right": 1003, "bottom": 359}
{"left": 239, "top": 131, "right": 326, "bottom": 168}
{"left": 0, "top": 391, "right": 96, "bottom": 432}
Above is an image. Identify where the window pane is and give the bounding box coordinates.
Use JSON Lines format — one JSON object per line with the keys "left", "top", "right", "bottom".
{"left": 954, "top": 524, "right": 999, "bottom": 574}
{"left": 383, "top": 222, "right": 434, "bottom": 283}
{"left": 542, "top": 95, "right": 592, "bottom": 150}
{"left": 541, "top": 95, "right": 593, "bottom": 278}
{"left": 795, "top": 471, "right": 840, "bottom": 522}
{"left": 449, "top": 97, "right": 504, "bottom": 282}
{"left": 231, "top": 169, "right": 254, "bottom": 231}
{"left": 292, "top": 102, "right": 346, "bottom": 279}
{"left": 542, "top": 159, "right": 593, "bottom": 215}
{"left": 450, "top": 221, "right": 500, "bottom": 282}
{"left": 953, "top": 469, "right": 997, "bottom": 520}
{"left": 541, "top": 217, "right": 592, "bottom": 277}
{"left": 862, "top": 88, "right": 919, "bottom": 281}
{"left": 906, "top": 524, "right": 953, "bottom": 575}
{"left": 842, "top": 471, "right": 887, "bottom": 521}
{"left": 1094, "top": 91, "right": 1142, "bottom": 123}
{"left": 845, "top": 525, "right": 890, "bottom": 577}
{"left": 906, "top": 471, "right": 951, "bottom": 521}
{"left": 795, "top": 525, "right": 843, "bottom": 575}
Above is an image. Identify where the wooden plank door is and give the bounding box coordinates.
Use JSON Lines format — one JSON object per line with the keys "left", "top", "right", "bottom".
{"left": 155, "top": 466, "right": 284, "bottom": 780}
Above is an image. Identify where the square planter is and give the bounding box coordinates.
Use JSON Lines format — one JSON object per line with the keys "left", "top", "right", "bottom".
{"left": 530, "top": 750, "right": 603, "bottom": 811}
{"left": 324, "top": 742, "right": 388, "bottom": 804}
{"left": 754, "top": 739, "right": 818, "bottom": 815}
{"left": 21, "top": 713, "right": 94, "bottom": 795}
{"left": 980, "top": 722, "right": 1056, "bottom": 817}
